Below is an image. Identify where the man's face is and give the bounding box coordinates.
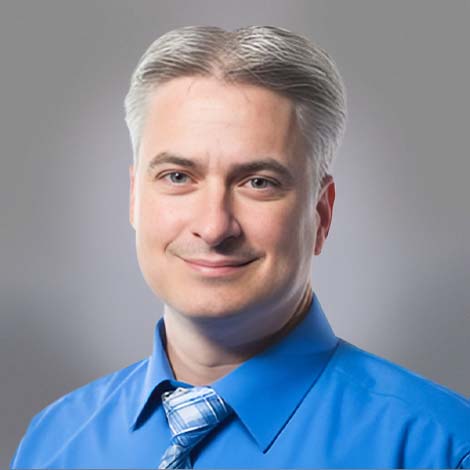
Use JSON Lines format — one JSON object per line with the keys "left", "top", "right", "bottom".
{"left": 130, "top": 76, "right": 324, "bottom": 319}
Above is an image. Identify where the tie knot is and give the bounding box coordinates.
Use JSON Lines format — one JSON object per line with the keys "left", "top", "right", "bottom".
{"left": 161, "top": 386, "right": 232, "bottom": 448}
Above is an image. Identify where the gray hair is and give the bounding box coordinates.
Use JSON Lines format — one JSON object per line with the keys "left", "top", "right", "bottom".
{"left": 124, "top": 25, "right": 347, "bottom": 196}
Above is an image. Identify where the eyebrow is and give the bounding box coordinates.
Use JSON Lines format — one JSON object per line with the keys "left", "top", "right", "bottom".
{"left": 146, "top": 151, "right": 295, "bottom": 183}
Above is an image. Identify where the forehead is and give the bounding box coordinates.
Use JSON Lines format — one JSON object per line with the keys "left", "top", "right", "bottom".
{"left": 139, "top": 76, "right": 307, "bottom": 171}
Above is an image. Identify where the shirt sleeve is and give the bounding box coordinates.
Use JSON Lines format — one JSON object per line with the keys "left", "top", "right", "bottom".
{"left": 10, "top": 432, "right": 28, "bottom": 469}
{"left": 9, "top": 412, "right": 44, "bottom": 469}
{"left": 458, "top": 451, "right": 470, "bottom": 469}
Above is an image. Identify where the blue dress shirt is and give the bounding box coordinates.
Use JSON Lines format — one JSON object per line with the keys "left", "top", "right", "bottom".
{"left": 11, "top": 295, "right": 470, "bottom": 468}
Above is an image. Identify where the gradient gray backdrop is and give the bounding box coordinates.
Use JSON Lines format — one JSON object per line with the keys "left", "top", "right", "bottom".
{"left": 2, "top": 1, "right": 469, "bottom": 466}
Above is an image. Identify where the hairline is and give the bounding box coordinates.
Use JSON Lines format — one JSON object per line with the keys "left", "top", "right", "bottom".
{"left": 124, "top": 26, "right": 347, "bottom": 200}
{"left": 133, "top": 73, "right": 319, "bottom": 194}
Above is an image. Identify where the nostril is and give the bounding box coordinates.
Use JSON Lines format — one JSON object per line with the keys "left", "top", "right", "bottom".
{"left": 190, "top": 214, "right": 242, "bottom": 247}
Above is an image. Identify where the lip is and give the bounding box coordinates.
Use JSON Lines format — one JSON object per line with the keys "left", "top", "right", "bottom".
{"left": 181, "top": 257, "right": 256, "bottom": 276}
{"left": 183, "top": 258, "right": 254, "bottom": 267}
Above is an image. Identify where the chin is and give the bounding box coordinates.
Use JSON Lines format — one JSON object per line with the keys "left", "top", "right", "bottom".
{"left": 164, "top": 291, "right": 262, "bottom": 320}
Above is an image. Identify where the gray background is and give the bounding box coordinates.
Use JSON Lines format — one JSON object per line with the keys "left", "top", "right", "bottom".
{"left": 1, "top": 1, "right": 469, "bottom": 466}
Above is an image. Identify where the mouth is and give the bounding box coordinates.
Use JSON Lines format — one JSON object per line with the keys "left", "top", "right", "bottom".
{"left": 181, "top": 257, "right": 257, "bottom": 277}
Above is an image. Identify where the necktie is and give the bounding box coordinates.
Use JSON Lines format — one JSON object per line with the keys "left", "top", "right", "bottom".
{"left": 158, "top": 386, "right": 232, "bottom": 469}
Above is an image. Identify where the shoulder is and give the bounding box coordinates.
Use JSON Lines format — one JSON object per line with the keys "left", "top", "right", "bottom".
{"left": 30, "top": 358, "right": 147, "bottom": 430}
{"left": 329, "top": 339, "right": 470, "bottom": 440}
{"left": 11, "top": 359, "right": 148, "bottom": 468}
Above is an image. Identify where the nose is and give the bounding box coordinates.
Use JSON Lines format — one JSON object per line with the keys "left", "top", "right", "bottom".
{"left": 190, "top": 185, "right": 242, "bottom": 247}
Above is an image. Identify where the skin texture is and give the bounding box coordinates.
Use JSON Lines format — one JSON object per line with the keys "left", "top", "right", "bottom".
{"left": 129, "top": 76, "right": 335, "bottom": 385}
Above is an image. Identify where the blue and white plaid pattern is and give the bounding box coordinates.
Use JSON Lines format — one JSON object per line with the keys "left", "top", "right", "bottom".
{"left": 158, "top": 386, "right": 232, "bottom": 469}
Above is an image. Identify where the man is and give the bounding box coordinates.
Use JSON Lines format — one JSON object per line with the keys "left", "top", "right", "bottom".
{"left": 11, "top": 25, "right": 470, "bottom": 469}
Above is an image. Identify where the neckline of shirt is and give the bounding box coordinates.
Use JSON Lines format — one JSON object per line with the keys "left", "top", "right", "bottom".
{"left": 129, "top": 293, "right": 338, "bottom": 452}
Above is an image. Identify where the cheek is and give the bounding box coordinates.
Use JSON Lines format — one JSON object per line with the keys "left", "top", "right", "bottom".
{"left": 263, "top": 203, "right": 316, "bottom": 276}
{"left": 249, "top": 202, "right": 308, "bottom": 256}
{"left": 136, "top": 192, "right": 184, "bottom": 249}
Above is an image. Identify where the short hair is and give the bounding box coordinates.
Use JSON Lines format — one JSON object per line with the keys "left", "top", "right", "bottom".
{"left": 124, "top": 25, "right": 347, "bottom": 197}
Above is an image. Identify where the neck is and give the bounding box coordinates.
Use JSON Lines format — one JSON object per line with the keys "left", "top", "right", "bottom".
{"left": 163, "top": 285, "right": 313, "bottom": 386}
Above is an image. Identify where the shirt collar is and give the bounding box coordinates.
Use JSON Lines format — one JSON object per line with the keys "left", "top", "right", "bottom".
{"left": 129, "top": 294, "right": 337, "bottom": 451}
{"left": 212, "top": 294, "right": 337, "bottom": 451}
{"left": 129, "top": 319, "right": 187, "bottom": 430}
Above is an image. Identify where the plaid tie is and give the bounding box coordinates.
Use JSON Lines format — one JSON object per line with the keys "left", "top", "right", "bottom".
{"left": 158, "top": 386, "right": 232, "bottom": 469}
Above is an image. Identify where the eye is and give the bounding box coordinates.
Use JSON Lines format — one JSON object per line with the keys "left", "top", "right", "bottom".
{"left": 162, "top": 171, "right": 191, "bottom": 184}
{"left": 246, "top": 177, "right": 278, "bottom": 189}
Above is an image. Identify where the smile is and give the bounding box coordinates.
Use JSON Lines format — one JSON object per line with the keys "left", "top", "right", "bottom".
{"left": 181, "top": 257, "right": 256, "bottom": 277}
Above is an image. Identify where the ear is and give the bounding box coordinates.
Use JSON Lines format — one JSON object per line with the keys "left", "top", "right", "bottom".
{"left": 314, "top": 175, "right": 335, "bottom": 256}
{"left": 129, "top": 165, "right": 136, "bottom": 230}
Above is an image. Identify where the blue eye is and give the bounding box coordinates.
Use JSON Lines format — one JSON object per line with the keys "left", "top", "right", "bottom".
{"left": 248, "top": 177, "right": 276, "bottom": 189}
{"left": 165, "top": 172, "right": 190, "bottom": 184}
